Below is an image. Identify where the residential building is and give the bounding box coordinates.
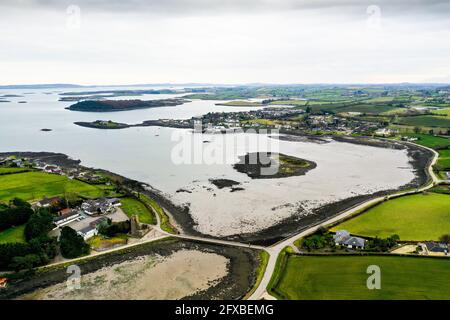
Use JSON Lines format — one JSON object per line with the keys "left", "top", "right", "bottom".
{"left": 35, "top": 196, "right": 62, "bottom": 208}
{"left": 81, "top": 198, "right": 121, "bottom": 215}
{"left": 77, "top": 225, "right": 98, "bottom": 240}
{"left": 333, "top": 230, "right": 366, "bottom": 249}
{"left": 53, "top": 210, "right": 83, "bottom": 229}
{"left": 424, "top": 242, "right": 449, "bottom": 256}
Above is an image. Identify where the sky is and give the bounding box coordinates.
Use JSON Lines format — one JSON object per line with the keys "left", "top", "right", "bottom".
{"left": 1, "top": 0, "right": 450, "bottom": 85}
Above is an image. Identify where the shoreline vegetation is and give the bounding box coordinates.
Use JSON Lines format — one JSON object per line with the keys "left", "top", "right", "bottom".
{"left": 66, "top": 98, "right": 187, "bottom": 112}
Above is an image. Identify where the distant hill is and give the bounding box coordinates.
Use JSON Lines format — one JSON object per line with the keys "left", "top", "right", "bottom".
{"left": 0, "top": 84, "right": 83, "bottom": 89}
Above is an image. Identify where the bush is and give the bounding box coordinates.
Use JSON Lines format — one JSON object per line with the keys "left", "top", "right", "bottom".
{"left": 0, "top": 199, "right": 33, "bottom": 231}
{"left": 0, "top": 243, "right": 33, "bottom": 269}
{"left": 365, "top": 234, "right": 400, "bottom": 252}
{"left": 9, "top": 254, "right": 41, "bottom": 272}
{"left": 59, "top": 226, "right": 90, "bottom": 259}
{"left": 24, "top": 208, "right": 54, "bottom": 241}
{"left": 99, "top": 220, "right": 130, "bottom": 237}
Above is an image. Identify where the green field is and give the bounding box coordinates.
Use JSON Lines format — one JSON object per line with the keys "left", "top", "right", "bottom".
{"left": 0, "top": 167, "right": 31, "bottom": 175}
{"left": 120, "top": 197, "right": 156, "bottom": 225}
{"left": 331, "top": 193, "right": 450, "bottom": 241}
{"left": 396, "top": 115, "right": 450, "bottom": 128}
{"left": 0, "top": 225, "right": 26, "bottom": 244}
{"left": 216, "top": 100, "right": 261, "bottom": 106}
{"left": 0, "top": 171, "right": 114, "bottom": 203}
{"left": 433, "top": 108, "right": 450, "bottom": 117}
{"left": 437, "top": 149, "right": 450, "bottom": 170}
{"left": 404, "top": 134, "right": 450, "bottom": 149}
{"left": 139, "top": 194, "right": 177, "bottom": 233}
{"left": 270, "top": 255, "right": 450, "bottom": 300}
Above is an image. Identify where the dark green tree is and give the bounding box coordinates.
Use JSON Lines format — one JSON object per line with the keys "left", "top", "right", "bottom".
{"left": 59, "top": 226, "right": 90, "bottom": 259}
{"left": 24, "top": 208, "right": 54, "bottom": 241}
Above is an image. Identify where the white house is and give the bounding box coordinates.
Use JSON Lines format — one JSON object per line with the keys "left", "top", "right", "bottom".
{"left": 77, "top": 225, "right": 98, "bottom": 240}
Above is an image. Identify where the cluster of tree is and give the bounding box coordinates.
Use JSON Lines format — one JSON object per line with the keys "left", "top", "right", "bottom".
{"left": 301, "top": 228, "right": 334, "bottom": 252}
{"left": 98, "top": 219, "right": 130, "bottom": 237}
{"left": 364, "top": 234, "right": 400, "bottom": 252}
{"left": 0, "top": 198, "right": 33, "bottom": 232}
{"left": 59, "top": 227, "right": 90, "bottom": 259}
{"left": 440, "top": 234, "right": 450, "bottom": 243}
{"left": 0, "top": 205, "right": 57, "bottom": 271}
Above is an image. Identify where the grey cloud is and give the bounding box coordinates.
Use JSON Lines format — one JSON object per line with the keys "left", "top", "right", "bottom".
{"left": 2, "top": 0, "right": 450, "bottom": 16}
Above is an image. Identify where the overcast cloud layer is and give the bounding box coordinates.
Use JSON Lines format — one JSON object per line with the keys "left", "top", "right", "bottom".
{"left": 1, "top": 0, "right": 450, "bottom": 84}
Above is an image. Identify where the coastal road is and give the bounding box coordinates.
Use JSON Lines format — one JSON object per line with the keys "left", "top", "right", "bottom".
{"left": 247, "top": 142, "right": 440, "bottom": 300}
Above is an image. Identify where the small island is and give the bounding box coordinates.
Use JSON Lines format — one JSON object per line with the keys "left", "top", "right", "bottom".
{"left": 233, "top": 152, "right": 316, "bottom": 179}
{"left": 66, "top": 98, "right": 187, "bottom": 112}
{"left": 74, "top": 120, "right": 130, "bottom": 129}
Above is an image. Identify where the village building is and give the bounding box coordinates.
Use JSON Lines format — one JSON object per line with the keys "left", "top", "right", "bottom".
{"left": 333, "top": 230, "right": 366, "bottom": 250}
{"left": 77, "top": 225, "right": 98, "bottom": 240}
{"left": 0, "top": 277, "right": 8, "bottom": 289}
{"left": 424, "top": 242, "right": 449, "bottom": 256}
{"left": 53, "top": 210, "right": 84, "bottom": 229}
{"left": 35, "top": 196, "right": 63, "bottom": 208}
{"left": 81, "top": 198, "right": 121, "bottom": 215}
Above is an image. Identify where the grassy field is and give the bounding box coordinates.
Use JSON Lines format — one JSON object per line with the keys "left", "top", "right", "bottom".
{"left": 120, "top": 197, "right": 156, "bottom": 225}
{"left": 403, "top": 134, "right": 450, "bottom": 149}
{"left": 396, "top": 115, "right": 450, "bottom": 128}
{"left": 0, "top": 225, "right": 26, "bottom": 244}
{"left": 0, "top": 167, "right": 31, "bottom": 175}
{"left": 138, "top": 194, "right": 177, "bottom": 233}
{"left": 87, "top": 234, "right": 128, "bottom": 250}
{"left": 216, "top": 100, "right": 261, "bottom": 106}
{"left": 433, "top": 108, "right": 450, "bottom": 117}
{"left": 437, "top": 149, "right": 450, "bottom": 170}
{"left": 331, "top": 193, "right": 450, "bottom": 241}
{"left": 0, "top": 171, "right": 114, "bottom": 203}
{"left": 271, "top": 255, "right": 450, "bottom": 300}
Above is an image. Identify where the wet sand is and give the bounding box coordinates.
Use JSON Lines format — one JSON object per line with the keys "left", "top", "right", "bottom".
{"left": 20, "top": 250, "right": 228, "bottom": 300}
{"left": 1, "top": 239, "right": 260, "bottom": 300}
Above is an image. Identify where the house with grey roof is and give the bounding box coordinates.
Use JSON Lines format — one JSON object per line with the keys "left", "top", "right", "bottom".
{"left": 81, "top": 198, "right": 121, "bottom": 216}
{"left": 424, "top": 242, "right": 449, "bottom": 255}
{"left": 53, "top": 210, "right": 83, "bottom": 229}
{"left": 77, "top": 225, "right": 98, "bottom": 240}
{"left": 333, "top": 230, "right": 366, "bottom": 249}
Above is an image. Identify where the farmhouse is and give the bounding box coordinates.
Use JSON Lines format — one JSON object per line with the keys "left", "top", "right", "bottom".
{"left": 81, "top": 198, "right": 121, "bottom": 215}
{"left": 35, "top": 196, "right": 62, "bottom": 208}
{"left": 333, "top": 230, "right": 366, "bottom": 249}
{"left": 77, "top": 225, "right": 98, "bottom": 240}
{"left": 53, "top": 210, "right": 83, "bottom": 229}
{"left": 424, "top": 242, "right": 449, "bottom": 256}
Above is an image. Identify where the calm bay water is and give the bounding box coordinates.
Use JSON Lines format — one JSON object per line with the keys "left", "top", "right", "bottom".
{"left": 0, "top": 87, "right": 416, "bottom": 236}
